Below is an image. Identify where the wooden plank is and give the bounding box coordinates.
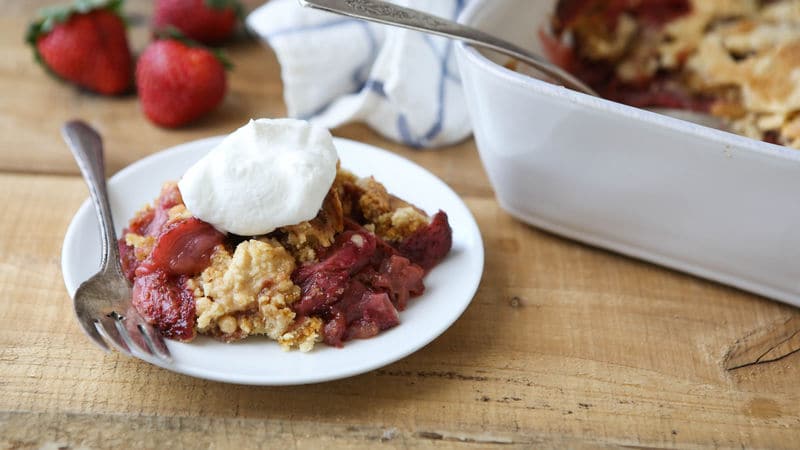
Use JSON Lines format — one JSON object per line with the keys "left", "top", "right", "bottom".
{"left": 0, "top": 411, "right": 610, "bottom": 449}
{"left": 2, "top": 1, "right": 800, "bottom": 447}
{"left": 0, "top": 172, "right": 798, "bottom": 449}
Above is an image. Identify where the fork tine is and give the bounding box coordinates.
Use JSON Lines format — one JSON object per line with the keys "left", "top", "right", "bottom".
{"left": 95, "top": 317, "right": 132, "bottom": 355}
{"left": 124, "top": 307, "right": 172, "bottom": 361}
{"left": 137, "top": 322, "right": 172, "bottom": 361}
{"left": 112, "top": 314, "right": 155, "bottom": 359}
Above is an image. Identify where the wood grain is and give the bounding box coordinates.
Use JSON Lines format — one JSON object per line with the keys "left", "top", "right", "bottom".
{"left": 1, "top": 173, "right": 799, "bottom": 449}
{"left": 1, "top": 1, "right": 799, "bottom": 448}
{"left": 725, "top": 314, "right": 800, "bottom": 371}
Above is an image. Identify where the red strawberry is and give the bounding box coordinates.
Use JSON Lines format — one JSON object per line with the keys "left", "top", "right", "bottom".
{"left": 153, "top": 0, "right": 240, "bottom": 45}
{"left": 26, "top": 0, "right": 133, "bottom": 95}
{"left": 136, "top": 38, "right": 228, "bottom": 127}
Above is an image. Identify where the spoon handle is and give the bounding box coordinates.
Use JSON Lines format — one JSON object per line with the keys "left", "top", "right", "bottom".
{"left": 299, "top": 0, "right": 597, "bottom": 95}
{"left": 62, "top": 120, "right": 121, "bottom": 275}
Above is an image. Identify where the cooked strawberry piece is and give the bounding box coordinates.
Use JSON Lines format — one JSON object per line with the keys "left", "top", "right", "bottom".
{"left": 370, "top": 255, "right": 425, "bottom": 311}
{"left": 555, "top": 0, "right": 689, "bottom": 31}
{"left": 321, "top": 307, "right": 346, "bottom": 347}
{"left": 132, "top": 270, "right": 196, "bottom": 341}
{"left": 300, "top": 230, "right": 377, "bottom": 276}
{"left": 137, "top": 217, "right": 225, "bottom": 276}
{"left": 539, "top": 28, "right": 577, "bottom": 72}
{"left": 126, "top": 208, "right": 156, "bottom": 237}
{"left": 145, "top": 183, "right": 184, "bottom": 236}
{"left": 344, "top": 320, "right": 380, "bottom": 340}
{"left": 295, "top": 224, "right": 436, "bottom": 344}
{"left": 292, "top": 230, "right": 376, "bottom": 315}
{"left": 157, "top": 182, "right": 184, "bottom": 209}
{"left": 325, "top": 280, "right": 400, "bottom": 343}
{"left": 396, "top": 211, "right": 452, "bottom": 271}
{"left": 603, "top": 77, "right": 713, "bottom": 112}
{"left": 344, "top": 292, "right": 400, "bottom": 341}
{"left": 118, "top": 184, "right": 187, "bottom": 280}
{"left": 292, "top": 270, "right": 349, "bottom": 316}
{"left": 352, "top": 292, "right": 400, "bottom": 329}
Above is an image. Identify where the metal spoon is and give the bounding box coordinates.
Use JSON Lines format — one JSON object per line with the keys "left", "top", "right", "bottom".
{"left": 299, "top": 0, "right": 726, "bottom": 130}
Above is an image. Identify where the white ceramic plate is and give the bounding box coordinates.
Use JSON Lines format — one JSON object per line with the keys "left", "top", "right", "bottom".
{"left": 62, "top": 137, "right": 484, "bottom": 385}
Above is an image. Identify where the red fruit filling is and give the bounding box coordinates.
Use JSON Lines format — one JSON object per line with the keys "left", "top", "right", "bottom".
{"left": 542, "top": 0, "right": 709, "bottom": 111}
{"left": 136, "top": 217, "right": 225, "bottom": 277}
{"left": 120, "top": 178, "right": 454, "bottom": 348}
{"left": 132, "top": 271, "right": 196, "bottom": 341}
{"left": 291, "top": 221, "right": 435, "bottom": 347}
{"left": 119, "top": 185, "right": 223, "bottom": 342}
{"left": 396, "top": 211, "right": 453, "bottom": 272}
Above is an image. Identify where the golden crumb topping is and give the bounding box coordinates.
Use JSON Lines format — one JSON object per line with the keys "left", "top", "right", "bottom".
{"left": 167, "top": 204, "right": 192, "bottom": 223}
{"left": 124, "top": 233, "right": 155, "bottom": 262}
{"left": 190, "top": 238, "right": 319, "bottom": 349}
{"left": 563, "top": 0, "right": 800, "bottom": 147}
{"left": 353, "top": 176, "right": 430, "bottom": 242}
{"left": 279, "top": 188, "right": 344, "bottom": 262}
{"left": 373, "top": 206, "right": 429, "bottom": 243}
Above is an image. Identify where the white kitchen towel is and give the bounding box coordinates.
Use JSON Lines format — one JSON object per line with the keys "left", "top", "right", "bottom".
{"left": 246, "top": 0, "right": 471, "bottom": 148}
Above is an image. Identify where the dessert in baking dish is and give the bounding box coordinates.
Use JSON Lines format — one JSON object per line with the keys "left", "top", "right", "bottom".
{"left": 542, "top": 0, "right": 800, "bottom": 148}
{"left": 118, "top": 119, "right": 452, "bottom": 351}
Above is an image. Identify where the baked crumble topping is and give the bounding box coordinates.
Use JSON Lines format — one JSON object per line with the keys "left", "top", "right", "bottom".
{"left": 544, "top": 0, "right": 800, "bottom": 148}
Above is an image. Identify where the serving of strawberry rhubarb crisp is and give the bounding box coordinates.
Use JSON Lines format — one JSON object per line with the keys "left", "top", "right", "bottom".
{"left": 118, "top": 119, "right": 452, "bottom": 351}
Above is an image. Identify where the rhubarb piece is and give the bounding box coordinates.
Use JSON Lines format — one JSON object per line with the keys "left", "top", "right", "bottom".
{"left": 396, "top": 211, "right": 452, "bottom": 271}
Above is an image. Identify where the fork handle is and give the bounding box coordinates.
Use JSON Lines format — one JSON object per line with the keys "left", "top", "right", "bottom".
{"left": 298, "top": 0, "right": 597, "bottom": 95}
{"left": 62, "top": 120, "right": 122, "bottom": 276}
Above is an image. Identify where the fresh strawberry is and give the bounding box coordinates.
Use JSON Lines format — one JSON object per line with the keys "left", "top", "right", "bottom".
{"left": 136, "top": 38, "right": 228, "bottom": 127}
{"left": 153, "top": 0, "right": 241, "bottom": 45}
{"left": 26, "top": 0, "right": 133, "bottom": 95}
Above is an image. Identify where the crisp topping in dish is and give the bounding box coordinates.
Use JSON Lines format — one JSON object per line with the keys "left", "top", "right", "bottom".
{"left": 543, "top": 0, "right": 800, "bottom": 148}
{"left": 119, "top": 168, "right": 452, "bottom": 351}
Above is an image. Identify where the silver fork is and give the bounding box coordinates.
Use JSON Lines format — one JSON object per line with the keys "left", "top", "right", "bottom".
{"left": 62, "top": 120, "right": 171, "bottom": 362}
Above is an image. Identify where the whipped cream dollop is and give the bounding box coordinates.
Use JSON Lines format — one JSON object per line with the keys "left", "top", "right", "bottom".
{"left": 178, "top": 118, "right": 338, "bottom": 236}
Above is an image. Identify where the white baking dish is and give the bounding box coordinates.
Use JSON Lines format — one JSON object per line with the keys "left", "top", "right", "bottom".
{"left": 455, "top": 0, "right": 800, "bottom": 307}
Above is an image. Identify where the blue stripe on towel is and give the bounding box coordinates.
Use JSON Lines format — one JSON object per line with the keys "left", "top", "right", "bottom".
{"left": 351, "top": 23, "right": 380, "bottom": 88}
{"left": 395, "top": 1, "right": 465, "bottom": 147}
{"left": 288, "top": 21, "right": 380, "bottom": 119}
{"left": 297, "top": 77, "right": 386, "bottom": 121}
{"left": 394, "top": 39, "right": 450, "bottom": 147}
{"left": 362, "top": 79, "right": 386, "bottom": 97}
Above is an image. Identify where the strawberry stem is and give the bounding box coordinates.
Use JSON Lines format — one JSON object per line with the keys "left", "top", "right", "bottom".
{"left": 26, "top": 0, "right": 124, "bottom": 43}
{"left": 204, "top": 0, "right": 245, "bottom": 22}
{"left": 155, "top": 27, "right": 234, "bottom": 70}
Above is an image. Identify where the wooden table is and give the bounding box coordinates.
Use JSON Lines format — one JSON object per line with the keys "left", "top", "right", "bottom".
{"left": 2, "top": 1, "right": 799, "bottom": 448}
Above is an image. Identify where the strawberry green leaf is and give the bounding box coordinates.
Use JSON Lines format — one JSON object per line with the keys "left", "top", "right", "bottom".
{"left": 204, "top": 0, "right": 245, "bottom": 22}
{"left": 26, "top": 0, "right": 123, "bottom": 43}
{"left": 155, "top": 27, "right": 234, "bottom": 70}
